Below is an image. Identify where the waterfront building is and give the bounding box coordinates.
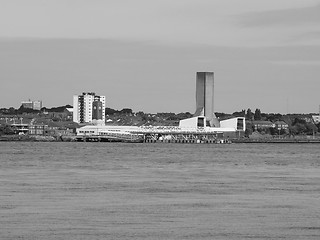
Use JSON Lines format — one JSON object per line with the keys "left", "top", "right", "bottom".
{"left": 75, "top": 118, "right": 245, "bottom": 142}
{"left": 73, "top": 92, "right": 105, "bottom": 124}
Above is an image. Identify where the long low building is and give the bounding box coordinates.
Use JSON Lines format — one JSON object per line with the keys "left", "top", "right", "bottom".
{"left": 76, "top": 116, "right": 245, "bottom": 142}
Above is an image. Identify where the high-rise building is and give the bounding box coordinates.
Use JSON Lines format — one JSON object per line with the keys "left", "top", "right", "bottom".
{"left": 92, "top": 101, "right": 103, "bottom": 120}
{"left": 21, "top": 100, "right": 33, "bottom": 109}
{"left": 32, "top": 100, "right": 42, "bottom": 110}
{"left": 73, "top": 92, "right": 106, "bottom": 123}
{"left": 21, "top": 100, "right": 42, "bottom": 110}
{"left": 194, "top": 72, "right": 220, "bottom": 127}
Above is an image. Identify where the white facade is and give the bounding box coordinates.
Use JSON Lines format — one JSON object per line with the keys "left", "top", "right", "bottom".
{"left": 32, "top": 100, "right": 42, "bottom": 110}
{"left": 73, "top": 92, "right": 106, "bottom": 123}
{"left": 312, "top": 115, "right": 320, "bottom": 124}
{"left": 76, "top": 125, "right": 140, "bottom": 135}
{"left": 76, "top": 124, "right": 239, "bottom": 137}
{"left": 21, "top": 100, "right": 42, "bottom": 110}
{"left": 220, "top": 117, "right": 246, "bottom": 131}
{"left": 179, "top": 116, "right": 245, "bottom": 132}
{"left": 179, "top": 116, "right": 208, "bottom": 128}
{"left": 73, "top": 96, "right": 79, "bottom": 123}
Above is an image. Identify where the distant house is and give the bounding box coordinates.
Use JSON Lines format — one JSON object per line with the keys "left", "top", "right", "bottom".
{"left": 302, "top": 116, "right": 314, "bottom": 123}
{"left": 28, "top": 123, "right": 74, "bottom": 136}
{"left": 252, "top": 120, "right": 275, "bottom": 130}
{"left": 274, "top": 120, "right": 289, "bottom": 130}
{"left": 11, "top": 123, "right": 29, "bottom": 134}
{"left": 312, "top": 115, "right": 320, "bottom": 124}
{"left": 29, "top": 125, "right": 46, "bottom": 135}
{"left": 66, "top": 108, "right": 73, "bottom": 113}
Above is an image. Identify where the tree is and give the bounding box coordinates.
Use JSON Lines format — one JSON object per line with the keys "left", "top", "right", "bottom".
{"left": 119, "top": 108, "right": 133, "bottom": 115}
{"left": 176, "top": 112, "right": 193, "bottom": 120}
{"left": 292, "top": 117, "right": 306, "bottom": 125}
{"left": 0, "top": 124, "right": 15, "bottom": 135}
{"left": 291, "top": 123, "right": 307, "bottom": 135}
{"left": 244, "top": 122, "right": 254, "bottom": 137}
{"left": 232, "top": 110, "right": 245, "bottom": 117}
{"left": 105, "top": 107, "right": 118, "bottom": 115}
{"left": 136, "top": 111, "right": 145, "bottom": 116}
{"left": 246, "top": 108, "right": 253, "bottom": 120}
{"left": 254, "top": 109, "right": 262, "bottom": 120}
{"left": 305, "top": 123, "right": 318, "bottom": 135}
{"left": 17, "top": 105, "right": 39, "bottom": 114}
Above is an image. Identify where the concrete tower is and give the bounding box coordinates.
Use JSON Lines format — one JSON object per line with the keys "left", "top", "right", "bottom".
{"left": 194, "top": 72, "right": 220, "bottom": 127}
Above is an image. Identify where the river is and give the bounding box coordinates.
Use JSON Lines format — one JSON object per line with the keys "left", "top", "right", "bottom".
{"left": 0, "top": 142, "right": 319, "bottom": 239}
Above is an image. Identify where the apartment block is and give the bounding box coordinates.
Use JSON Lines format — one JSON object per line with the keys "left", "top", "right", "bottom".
{"left": 73, "top": 92, "right": 105, "bottom": 124}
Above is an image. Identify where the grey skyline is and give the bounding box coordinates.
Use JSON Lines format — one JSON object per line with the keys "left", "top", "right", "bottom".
{"left": 1, "top": 0, "right": 320, "bottom": 114}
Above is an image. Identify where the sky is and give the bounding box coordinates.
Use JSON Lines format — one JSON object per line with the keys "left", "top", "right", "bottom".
{"left": 1, "top": 0, "right": 320, "bottom": 114}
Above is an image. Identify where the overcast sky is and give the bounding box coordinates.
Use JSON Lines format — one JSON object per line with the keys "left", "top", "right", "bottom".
{"left": 1, "top": 0, "right": 320, "bottom": 114}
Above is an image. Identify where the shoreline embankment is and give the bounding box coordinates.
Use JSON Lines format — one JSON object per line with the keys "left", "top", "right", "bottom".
{"left": 232, "top": 138, "right": 320, "bottom": 144}
{"left": 1, "top": 134, "right": 320, "bottom": 143}
{"left": 0, "top": 135, "right": 76, "bottom": 142}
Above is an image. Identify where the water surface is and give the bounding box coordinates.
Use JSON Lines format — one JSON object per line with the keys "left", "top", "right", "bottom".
{"left": 0, "top": 142, "right": 319, "bottom": 239}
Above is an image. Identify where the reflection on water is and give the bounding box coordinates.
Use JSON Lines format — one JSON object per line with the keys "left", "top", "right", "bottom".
{"left": 0, "top": 142, "right": 320, "bottom": 239}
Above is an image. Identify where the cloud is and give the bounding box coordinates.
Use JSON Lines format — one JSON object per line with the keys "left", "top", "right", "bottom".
{"left": 1, "top": 0, "right": 318, "bottom": 48}
{"left": 271, "top": 60, "right": 320, "bottom": 66}
{"left": 239, "top": 3, "right": 320, "bottom": 27}
{"left": 289, "top": 31, "right": 320, "bottom": 45}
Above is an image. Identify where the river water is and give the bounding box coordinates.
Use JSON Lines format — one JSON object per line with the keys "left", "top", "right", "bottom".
{"left": 0, "top": 142, "right": 319, "bottom": 239}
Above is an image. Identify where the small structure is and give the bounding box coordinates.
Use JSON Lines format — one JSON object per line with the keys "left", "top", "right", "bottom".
{"left": 312, "top": 115, "right": 320, "bottom": 124}
{"left": 11, "top": 123, "right": 29, "bottom": 135}
{"left": 252, "top": 120, "right": 275, "bottom": 130}
{"left": 29, "top": 125, "right": 47, "bottom": 135}
{"left": 274, "top": 120, "right": 289, "bottom": 130}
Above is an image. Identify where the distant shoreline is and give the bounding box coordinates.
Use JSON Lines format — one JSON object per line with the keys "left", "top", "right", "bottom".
{"left": 233, "top": 138, "right": 320, "bottom": 144}
{"left": 1, "top": 134, "right": 320, "bottom": 144}
{"left": 0, "top": 135, "right": 75, "bottom": 142}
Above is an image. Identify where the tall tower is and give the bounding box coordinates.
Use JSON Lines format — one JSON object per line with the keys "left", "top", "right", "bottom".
{"left": 194, "top": 72, "right": 220, "bottom": 127}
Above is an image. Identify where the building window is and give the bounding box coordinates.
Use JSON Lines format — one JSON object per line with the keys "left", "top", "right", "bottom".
{"left": 197, "top": 118, "right": 204, "bottom": 127}
{"left": 237, "top": 119, "right": 244, "bottom": 130}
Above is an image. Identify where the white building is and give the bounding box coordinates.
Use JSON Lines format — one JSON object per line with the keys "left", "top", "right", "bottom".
{"left": 32, "top": 100, "right": 42, "bottom": 110}
{"left": 21, "top": 100, "right": 42, "bottom": 110}
{"left": 179, "top": 116, "right": 245, "bottom": 132}
{"left": 312, "top": 115, "right": 320, "bottom": 124}
{"left": 76, "top": 116, "right": 245, "bottom": 137}
{"left": 73, "top": 92, "right": 106, "bottom": 124}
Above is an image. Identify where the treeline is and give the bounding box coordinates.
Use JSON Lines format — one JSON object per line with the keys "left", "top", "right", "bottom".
{"left": 1, "top": 105, "right": 319, "bottom": 135}
{"left": 106, "top": 107, "right": 193, "bottom": 120}
{"left": 241, "top": 108, "right": 320, "bottom": 136}
{"left": 0, "top": 105, "right": 73, "bottom": 115}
